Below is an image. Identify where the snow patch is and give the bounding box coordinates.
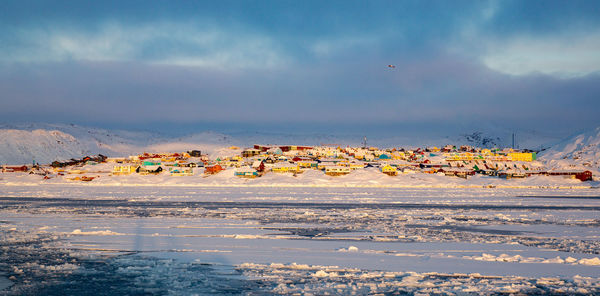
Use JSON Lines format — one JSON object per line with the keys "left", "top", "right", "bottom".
{"left": 71, "top": 229, "right": 124, "bottom": 235}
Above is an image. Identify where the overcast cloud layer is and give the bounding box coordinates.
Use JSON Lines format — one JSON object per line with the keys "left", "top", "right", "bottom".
{"left": 1, "top": 0, "right": 599, "bottom": 136}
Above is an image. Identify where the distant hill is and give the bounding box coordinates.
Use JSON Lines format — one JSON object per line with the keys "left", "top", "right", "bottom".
{"left": 0, "top": 123, "right": 243, "bottom": 164}
{"left": 0, "top": 129, "right": 89, "bottom": 164}
{"left": 0, "top": 123, "right": 161, "bottom": 164}
{"left": 455, "top": 126, "right": 562, "bottom": 150}
{"left": 540, "top": 126, "right": 600, "bottom": 176}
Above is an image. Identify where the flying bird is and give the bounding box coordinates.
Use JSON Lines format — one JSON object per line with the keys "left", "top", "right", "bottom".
{"left": 387, "top": 65, "right": 396, "bottom": 69}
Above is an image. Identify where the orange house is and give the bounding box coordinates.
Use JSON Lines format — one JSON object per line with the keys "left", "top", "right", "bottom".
{"left": 205, "top": 164, "right": 224, "bottom": 174}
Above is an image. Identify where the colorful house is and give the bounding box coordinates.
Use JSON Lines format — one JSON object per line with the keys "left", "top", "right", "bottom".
{"left": 169, "top": 167, "right": 193, "bottom": 176}
{"left": 508, "top": 152, "right": 536, "bottom": 162}
{"left": 391, "top": 152, "right": 406, "bottom": 160}
{"left": 205, "top": 164, "right": 224, "bottom": 175}
{"left": 136, "top": 166, "right": 163, "bottom": 175}
{"left": 112, "top": 165, "right": 137, "bottom": 175}
{"left": 1, "top": 165, "right": 28, "bottom": 172}
{"left": 348, "top": 161, "right": 366, "bottom": 170}
{"left": 439, "top": 168, "right": 475, "bottom": 179}
{"left": 271, "top": 162, "right": 300, "bottom": 173}
{"left": 380, "top": 164, "right": 397, "bottom": 176}
{"left": 235, "top": 167, "right": 259, "bottom": 178}
{"left": 379, "top": 154, "right": 392, "bottom": 160}
{"left": 242, "top": 148, "right": 261, "bottom": 158}
{"left": 296, "top": 160, "right": 318, "bottom": 169}
{"left": 429, "top": 147, "right": 441, "bottom": 153}
{"left": 325, "top": 166, "right": 351, "bottom": 176}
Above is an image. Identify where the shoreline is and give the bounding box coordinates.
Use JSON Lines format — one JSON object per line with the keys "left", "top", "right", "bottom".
{"left": 0, "top": 182, "right": 596, "bottom": 190}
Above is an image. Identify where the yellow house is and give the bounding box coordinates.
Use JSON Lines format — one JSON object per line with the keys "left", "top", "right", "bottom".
{"left": 508, "top": 152, "right": 535, "bottom": 162}
{"left": 230, "top": 156, "right": 243, "bottom": 162}
{"left": 445, "top": 153, "right": 462, "bottom": 161}
{"left": 445, "top": 152, "right": 476, "bottom": 161}
{"left": 271, "top": 162, "right": 300, "bottom": 173}
{"left": 317, "top": 162, "right": 333, "bottom": 170}
{"left": 325, "top": 166, "right": 351, "bottom": 176}
{"left": 381, "top": 164, "right": 397, "bottom": 176}
{"left": 112, "top": 165, "right": 137, "bottom": 175}
{"left": 297, "top": 160, "right": 318, "bottom": 168}
{"left": 487, "top": 154, "right": 510, "bottom": 162}
{"left": 221, "top": 160, "right": 242, "bottom": 168}
{"left": 348, "top": 162, "right": 365, "bottom": 170}
{"left": 391, "top": 152, "right": 406, "bottom": 160}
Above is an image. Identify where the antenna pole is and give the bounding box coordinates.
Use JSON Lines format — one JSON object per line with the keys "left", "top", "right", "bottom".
{"left": 512, "top": 133, "right": 515, "bottom": 149}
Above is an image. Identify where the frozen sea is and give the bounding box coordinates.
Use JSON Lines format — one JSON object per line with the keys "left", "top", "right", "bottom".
{"left": 1, "top": 186, "right": 600, "bottom": 295}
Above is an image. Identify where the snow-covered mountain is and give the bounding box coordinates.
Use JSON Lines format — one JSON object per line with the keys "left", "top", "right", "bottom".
{"left": 540, "top": 126, "right": 600, "bottom": 175}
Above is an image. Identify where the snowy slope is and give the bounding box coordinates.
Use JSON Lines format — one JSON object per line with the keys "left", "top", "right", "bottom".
{"left": 0, "top": 124, "right": 249, "bottom": 163}
{"left": 540, "top": 126, "right": 600, "bottom": 176}
{"left": 0, "top": 129, "right": 89, "bottom": 164}
{"left": 7, "top": 123, "right": 163, "bottom": 154}
{"left": 455, "top": 127, "right": 561, "bottom": 150}
{"left": 0, "top": 123, "right": 163, "bottom": 164}
{"left": 146, "top": 131, "right": 241, "bottom": 158}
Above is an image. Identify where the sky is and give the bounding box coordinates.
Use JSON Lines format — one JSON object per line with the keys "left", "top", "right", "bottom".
{"left": 1, "top": 0, "right": 600, "bottom": 139}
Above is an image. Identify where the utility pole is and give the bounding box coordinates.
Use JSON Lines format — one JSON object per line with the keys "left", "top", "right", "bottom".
{"left": 512, "top": 133, "right": 515, "bottom": 149}
{"left": 362, "top": 136, "right": 367, "bottom": 148}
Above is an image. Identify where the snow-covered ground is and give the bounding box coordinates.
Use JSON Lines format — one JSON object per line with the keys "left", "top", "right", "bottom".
{"left": 2, "top": 160, "right": 598, "bottom": 189}
{"left": 541, "top": 126, "right": 600, "bottom": 177}
{"left": 1, "top": 186, "right": 600, "bottom": 294}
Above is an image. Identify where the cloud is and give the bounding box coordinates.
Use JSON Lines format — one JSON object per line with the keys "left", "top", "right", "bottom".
{"left": 1, "top": 52, "right": 599, "bottom": 133}
{"left": 1, "top": 0, "right": 600, "bottom": 136}
{"left": 481, "top": 32, "right": 600, "bottom": 78}
{"left": 2, "top": 21, "right": 288, "bottom": 70}
{"left": 309, "top": 35, "right": 381, "bottom": 58}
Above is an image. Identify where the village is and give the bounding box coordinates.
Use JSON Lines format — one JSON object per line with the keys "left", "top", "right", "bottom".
{"left": 1, "top": 144, "right": 593, "bottom": 182}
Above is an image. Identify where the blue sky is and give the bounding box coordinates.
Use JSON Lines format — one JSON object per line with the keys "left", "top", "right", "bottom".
{"left": 1, "top": 0, "right": 599, "bottom": 136}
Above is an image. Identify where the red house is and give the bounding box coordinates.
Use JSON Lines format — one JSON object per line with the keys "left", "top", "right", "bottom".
{"left": 205, "top": 164, "right": 224, "bottom": 174}
{"left": 546, "top": 170, "right": 593, "bottom": 182}
{"left": 2, "top": 165, "right": 28, "bottom": 172}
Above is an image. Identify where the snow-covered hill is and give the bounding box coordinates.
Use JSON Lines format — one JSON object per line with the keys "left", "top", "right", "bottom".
{"left": 0, "top": 123, "right": 252, "bottom": 163}
{"left": 455, "top": 126, "right": 562, "bottom": 150}
{"left": 0, "top": 129, "right": 89, "bottom": 164}
{"left": 0, "top": 123, "right": 163, "bottom": 164}
{"left": 540, "top": 127, "right": 600, "bottom": 176}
